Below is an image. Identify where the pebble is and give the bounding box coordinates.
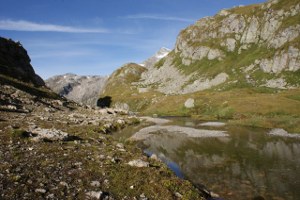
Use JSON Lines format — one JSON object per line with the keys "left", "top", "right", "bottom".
{"left": 35, "top": 188, "right": 46, "bottom": 193}
{"left": 139, "top": 193, "right": 148, "bottom": 200}
{"left": 91, "top": 181, "right": 101, "bottom": 187}
{"left": 150, "top": 154, "right": 159, "bottom": 161}
{"left": 59, "top": 181, "right": 69, "bottom": 187}
{"left": 116, "top": 143, "right": 124, "bottom": 149}
{"left": 175, "top": 192, "right": 183, "bottom": 198}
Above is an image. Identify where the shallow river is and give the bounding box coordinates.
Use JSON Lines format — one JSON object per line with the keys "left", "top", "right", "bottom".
{"left": 115, "top": 117, "right": 300, "bottom": 200}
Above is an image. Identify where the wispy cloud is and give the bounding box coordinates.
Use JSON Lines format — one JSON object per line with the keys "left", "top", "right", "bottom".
{"left": 0, "top": 19, "right": 109, "bottom": 33}
{"left": 125, "top": 14, "right": 195, "bottom": 22}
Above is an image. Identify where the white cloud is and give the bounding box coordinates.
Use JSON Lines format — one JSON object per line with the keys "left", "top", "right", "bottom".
{"left": 125, "top": 14, "right": 195, "bottom": 22}
{"left": 0, "top": 19, "right": 109, "bottom": 33}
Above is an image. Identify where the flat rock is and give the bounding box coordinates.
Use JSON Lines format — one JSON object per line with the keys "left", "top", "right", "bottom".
{"left": 130, "top": 125, "right": 228, "bottom": 140}
{"left": 30, "top": 127, "right": 69, "bottom": 141}
{"left": 86, "top": 191, "right": 102, "bottom": 199}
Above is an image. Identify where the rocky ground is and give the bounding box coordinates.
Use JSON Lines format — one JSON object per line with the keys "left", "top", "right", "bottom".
{"left": 0, "top": 80, "right": 204, "bottom": 200}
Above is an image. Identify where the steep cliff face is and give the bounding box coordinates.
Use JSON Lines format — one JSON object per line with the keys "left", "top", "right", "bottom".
{"left": 0, "top": 37, "right": 45, "bottom": 86}
{"left": 101, "top": 0, "right": 300, "bottom": 120}
{"left": 46, "top": 74, "right": 108, "bottom": 106}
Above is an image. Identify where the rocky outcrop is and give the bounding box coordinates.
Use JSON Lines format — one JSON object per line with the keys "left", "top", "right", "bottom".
{"left": 0, "top": 37, "right": 44, "bottom": 86}
{"left": 258, "top": 46, "right": 300, "bottom": 73}
{"left": 170, "top": 0, "right": 300, "bottom": 89}
{"left": 46, "top": 74, "right": 108, "bottom": 106}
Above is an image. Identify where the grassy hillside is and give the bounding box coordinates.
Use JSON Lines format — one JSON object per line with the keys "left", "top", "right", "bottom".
{"left": 100, "top": 63, "right": 149, "bottom": 110}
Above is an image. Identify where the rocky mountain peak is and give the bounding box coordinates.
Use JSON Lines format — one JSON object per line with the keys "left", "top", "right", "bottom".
{"left": 0, "top": 37, "right": 45, "bottom": 86}
{"left": 141, "top": 47, "right": 171, "bottom": 68}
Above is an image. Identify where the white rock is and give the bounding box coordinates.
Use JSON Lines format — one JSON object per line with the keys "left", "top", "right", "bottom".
{"left": 218, "top": 9, "right": 230, "bottom": 16}
{"left": 241, "top": 17, "right": 259, "bottom": 44}
{"left": 263, "top": 78, "right": 287, "bottom": 89}
{"left": 182, "top": 73, "right": 229, "bottom": 94}
{"left": 150, "top": 154, "right": 160, "bottom": 161}
{"left": 116, "top": 143, "right": 124, "bottom": 149}
{"left": 259, "top": 47, "right": 300, "bottom": 73}
{"left": 225, "top": 38, "right": 236, "bottom": 52}
{"left": 86, "top": 191, "right": 102, "bottom": 199}
{"left": 59, "top": 181, "right": 69, "bottom": 187}
{"left": 127, "top": 159, "right": 149, "bottom": 167}
{"left": 90, "top": 181, "right": 101, "bottom": 187}
{"left": 35, "top": 188, "right": 46, "bottom": 193}
{"left": 30, "top": 128, "right": 69, "bottom": 142}
{"left": 138, "top": 88, "right": 149, "bottom": 93}
{"left": 207, "top": 49, "right": 224, "bottom": 60}
{"left": 184, "top": 98, "right": 195, "bottom": 108}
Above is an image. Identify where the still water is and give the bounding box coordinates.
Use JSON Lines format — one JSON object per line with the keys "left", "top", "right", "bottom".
{"left": 116, "top": 117, "right": 300, "bottom": 200}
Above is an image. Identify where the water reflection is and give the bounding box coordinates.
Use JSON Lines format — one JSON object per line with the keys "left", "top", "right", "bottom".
{"left": 141, "top": 119, "right": 300, "bottom": 200}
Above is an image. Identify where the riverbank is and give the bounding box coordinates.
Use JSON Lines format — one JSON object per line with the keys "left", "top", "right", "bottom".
{"left": 136, "top": 88, "right": 300, "bottom": 134}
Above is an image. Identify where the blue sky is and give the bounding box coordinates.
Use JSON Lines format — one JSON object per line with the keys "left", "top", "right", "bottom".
{"left": 0, "top": 0, "right": 265, "bottom": 79}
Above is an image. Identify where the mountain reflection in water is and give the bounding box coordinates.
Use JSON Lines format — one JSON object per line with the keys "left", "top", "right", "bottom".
{"left": 140, "top": 119, "right": 300, "bottom": 200}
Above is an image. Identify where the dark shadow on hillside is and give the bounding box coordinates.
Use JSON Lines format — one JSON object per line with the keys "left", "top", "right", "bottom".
{"left": 0, "top": 74, "right": 59, "bottom": 99}
{"left": 97, "top": 96, "right": 112, "bottom": 108}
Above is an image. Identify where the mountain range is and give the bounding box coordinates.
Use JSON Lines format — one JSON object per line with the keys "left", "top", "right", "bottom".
{"left": 45, "top": 47, "right": 171, "bottom": 106}
{"left": 45, "top": 73, "right": 108, "bottom": 106}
